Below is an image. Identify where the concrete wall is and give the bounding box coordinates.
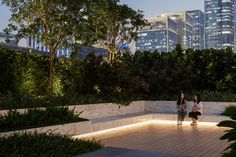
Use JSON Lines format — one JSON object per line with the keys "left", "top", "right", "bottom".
{"left": 0, "top": 101, "right": 145, "bottom": 119}
{"left": 0, "top": 101, "right": 236, "bottom": 119}
{"left": 1, "top": 101, "right": 234, "bottom": 136}
{"left": 144, "top": 101, "right": 236, "bottom": 115}
{"left": 67, "top": 101, "right": 145, "bottom": 119}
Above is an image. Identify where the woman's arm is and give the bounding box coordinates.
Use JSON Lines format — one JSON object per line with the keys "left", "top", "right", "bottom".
{"left": 194, "top": 102, "right": 202, "bottom": 112}
{"left": 192, "top": 103, "right": 199, "bottom": 112}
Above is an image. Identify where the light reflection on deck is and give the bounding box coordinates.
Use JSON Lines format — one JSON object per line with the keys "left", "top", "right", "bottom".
{"left": 82, "top": 123, "right": 228, "bottom": 157}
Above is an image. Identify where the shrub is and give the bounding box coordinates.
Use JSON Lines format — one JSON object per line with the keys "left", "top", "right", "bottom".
{"left": 2, "top": 47, "right": 236, "bottom": 109}
{"left": 0, "top": 107, "right": 87, "bottom": 132}
{"left": 0, "top": 94, "right": 134, "bottom": 109}
{"left": 217, "top": 106, "right": 236, "bottom": 156}
{"left": 0, "top": 132, "right": 103, "bottom": 157}
{"left": 222, "top": 106, "right": 236, "bottom": 119}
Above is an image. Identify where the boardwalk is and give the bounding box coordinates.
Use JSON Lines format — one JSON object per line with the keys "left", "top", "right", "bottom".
{"left": 90, "top": 123, "right": 229, "bottom": 157}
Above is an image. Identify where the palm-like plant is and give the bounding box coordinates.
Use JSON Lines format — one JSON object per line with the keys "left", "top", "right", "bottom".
{"left": 217, "top": 106, "right": 236, "bottom": 157}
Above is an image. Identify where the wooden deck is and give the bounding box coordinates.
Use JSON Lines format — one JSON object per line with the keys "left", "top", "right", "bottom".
{"left": 92, "top": 123, "right": 229, "bottom": 157}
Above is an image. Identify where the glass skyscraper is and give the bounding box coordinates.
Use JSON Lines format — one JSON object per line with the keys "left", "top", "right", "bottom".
{"left": 205, "top": 0, "right": 234, "bottom": 49}
{"left": 234, "top": 0, "right": 236, "bottom": 51}
{"left": 187, "top": 10, "right": 205, "bottom": 50}
{"left": 162, "top": 12, "right": 193, "bottom": 50}
{"left": 136, "top": 16, "right": 178, "bottom": 52}
{"left": 136, "top": 11, "right": 195, "bottom": 52}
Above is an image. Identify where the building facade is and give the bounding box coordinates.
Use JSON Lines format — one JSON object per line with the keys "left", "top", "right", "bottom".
{"left": 18, "top": 38, "right": 71, "bottom": 57}
{"left": 18, "top": 37, "right": 108, "bottom": 59}
{"left": 234, "top": 0, "right": 236, "bottom": 51}
{"left": 136, "top": 11, "right": 194, "bottom": 52}
{"left": 187, "top": 10, "right": 205, "bottom": 50}
{"left": 205, "top": 0, "right": 234, "bottom": 49}
{"left": 162, "top": 12, "right": 193, "bottom": 50}
{"left": 136, "top": 16, "right": 178, "bottom": 52}
{"left": 0, "top": 32, "right": 17, "bottom": 47}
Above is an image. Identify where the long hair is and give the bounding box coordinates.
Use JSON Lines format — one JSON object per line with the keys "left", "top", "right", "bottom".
{"left": 194, "top": 94, "right": 201, "bottom": 104}
{"left": 177, "top": 92, "right": 185, "bottom": 106}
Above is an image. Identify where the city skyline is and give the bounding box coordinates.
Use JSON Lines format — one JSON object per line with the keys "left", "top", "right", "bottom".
{"left": 136, "top": 10, "right": 206, "bottom": 52}
{"left": 205, "top": 0, "right": 235, "bottom": 49}
{"left": 120, "top": 0, "right": 204, "bottom": 18}
{"left": 0, "top": 0, "right": 204, "bottom": 32}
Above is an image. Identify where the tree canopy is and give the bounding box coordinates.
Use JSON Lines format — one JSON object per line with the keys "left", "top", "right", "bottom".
{"left": 2, "top": 0, "right": 75, "bottom": 94}
{"left": 2, "top": 0, "right": 147, "bottom": 93}
{"left": 86, "top": 0, "right": 147, "bottom": 61}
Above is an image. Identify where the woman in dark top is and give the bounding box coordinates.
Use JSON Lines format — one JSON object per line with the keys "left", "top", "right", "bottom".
{"left": 176, "top": 92, "right": 187, "bottom": 125}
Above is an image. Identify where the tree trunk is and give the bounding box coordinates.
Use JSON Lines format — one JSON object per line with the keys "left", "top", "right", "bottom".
{"left": 108, "top": 51, "right": 112, "bottom": 61}
{"left": 71, "top": 37, "right": 79, "bottom": 63}
{"left": 112, "top": 52, "right": 115, "bottom": 60}
{"left": 71, "top": 45, "right": 79, "bottom": 63}
{"left": 48, "top": 47, "right": 55, "bottom": 95}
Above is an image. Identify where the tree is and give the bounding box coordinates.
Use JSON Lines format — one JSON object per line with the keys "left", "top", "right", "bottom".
{"left": 2, "top": 0, "right": 71, "bottom": 94}
{"left": 173, "top": 44, "right": 183, "bottom": 57}
{"left": 62, "top": 0, "right": 90, "bottom": 62}
{"left": 88, "top": 0, "right": 147, "bottom": 61}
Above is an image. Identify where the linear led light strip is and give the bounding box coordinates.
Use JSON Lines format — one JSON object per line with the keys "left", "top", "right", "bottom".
{"left": 73, "top": 120, "right": 218, "bottom": 139}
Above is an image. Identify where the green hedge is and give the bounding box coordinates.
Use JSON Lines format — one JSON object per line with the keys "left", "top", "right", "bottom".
{"left": 0, "top": 107, "right": 87, "bottom": 132}
{"left": 0, "top": 94, "right": 133, "bottom": 109}
{"left": 2, "top": 46, "right": 236, "bottom": 109}
{"left": 0, "top": 132, "right": 103, "bottom": 157}
{"left": 0, "top": 47, "right": 49, "bottom": 96}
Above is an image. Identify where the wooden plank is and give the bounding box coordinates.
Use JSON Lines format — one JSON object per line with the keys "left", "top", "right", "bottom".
{"left": 92, "top": 123, "right": 229, "bottom": 157}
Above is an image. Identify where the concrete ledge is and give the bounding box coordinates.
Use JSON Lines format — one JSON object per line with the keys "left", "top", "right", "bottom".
{"left": 0, "top": 112, "right": 232, "bottom": 137}
{"left": 0, "top": 101, "right": 146, "bottom": 119}
{"left": 91, "top": 113, "right": 152, "bottom": 132}
{"left": 1, "top": 101, "right": 236, "bottom": 119}
{"left": 144, "top": 101, "right": 236, "bottom": 115}
{"left": 0, "top": 120, "right": 92, "bottom": 137}
{"left": 151, "top": 113, "right": 231, "bottom": 123}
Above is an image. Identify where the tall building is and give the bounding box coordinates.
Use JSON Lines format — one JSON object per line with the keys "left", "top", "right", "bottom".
{"left": 18, "top": 38, "right": 71, "bottom": 57}
{"left": 18, "top": 38, "right": 108, "bottom": 59}
{"left": 205, "top": 0, "right": 234, "bottom": 49}
{"left": 136, "top": 16, "right": 178, "bottom": 52}
{"left": 136, "top": 11, "right": 194, "bottom": 52}
{"left": 187, "top": 10, "right": 205, "bottom": 50}
{"left": 0, "top": 32, "right": 17, "bottom": 47}
{"left": 161, "top": 12, "right": 193, "bottom": 50}
{"left": 234, "top": 0, "right": 236, "bottom": 51}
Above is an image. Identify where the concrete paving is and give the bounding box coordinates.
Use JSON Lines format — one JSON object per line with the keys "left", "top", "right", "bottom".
{"left": 75, "top": 147, "right": 191, "bottom": 157}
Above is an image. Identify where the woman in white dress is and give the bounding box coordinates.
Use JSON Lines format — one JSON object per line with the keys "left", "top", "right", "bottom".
{"left": 189, "top": 94, "right": 202, "bottom": 125}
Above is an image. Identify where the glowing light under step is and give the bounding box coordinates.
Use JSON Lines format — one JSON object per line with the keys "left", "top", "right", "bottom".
{"left": 73, "top": 120, "right": 218, "bottom": 139}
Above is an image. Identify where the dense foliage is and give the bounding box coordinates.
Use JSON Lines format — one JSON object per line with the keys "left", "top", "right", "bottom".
{"left": 217, "top": 106, "right": 236, "bottom": 157}
{"left": 1, "top": 47, "right": 236, "bottom": 108}
{"left": 0, "top": 132, "right": 103, "bottom": 157}
{"left": 0, "top": 106, "right": 87, "bottom": 132}
{"left": 2, "top": 0, "right": 147, "bottom": 93}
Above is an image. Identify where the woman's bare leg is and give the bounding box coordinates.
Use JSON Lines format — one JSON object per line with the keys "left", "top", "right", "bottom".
{"left": 177, "top": 115, "right": 181, "bottom": 125}
{"left": 193, "top": 118, "right": 198, "bottom": 125}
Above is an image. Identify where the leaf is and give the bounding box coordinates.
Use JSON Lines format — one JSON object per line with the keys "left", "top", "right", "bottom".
{"left": 222, "top": 106, "right": 236, "bottom": 120}
{"left": 217, "top": 120, "right": 236, "bottom": 129}
{"left": 220, "top": 130, "right": 236, "bottom": 141}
